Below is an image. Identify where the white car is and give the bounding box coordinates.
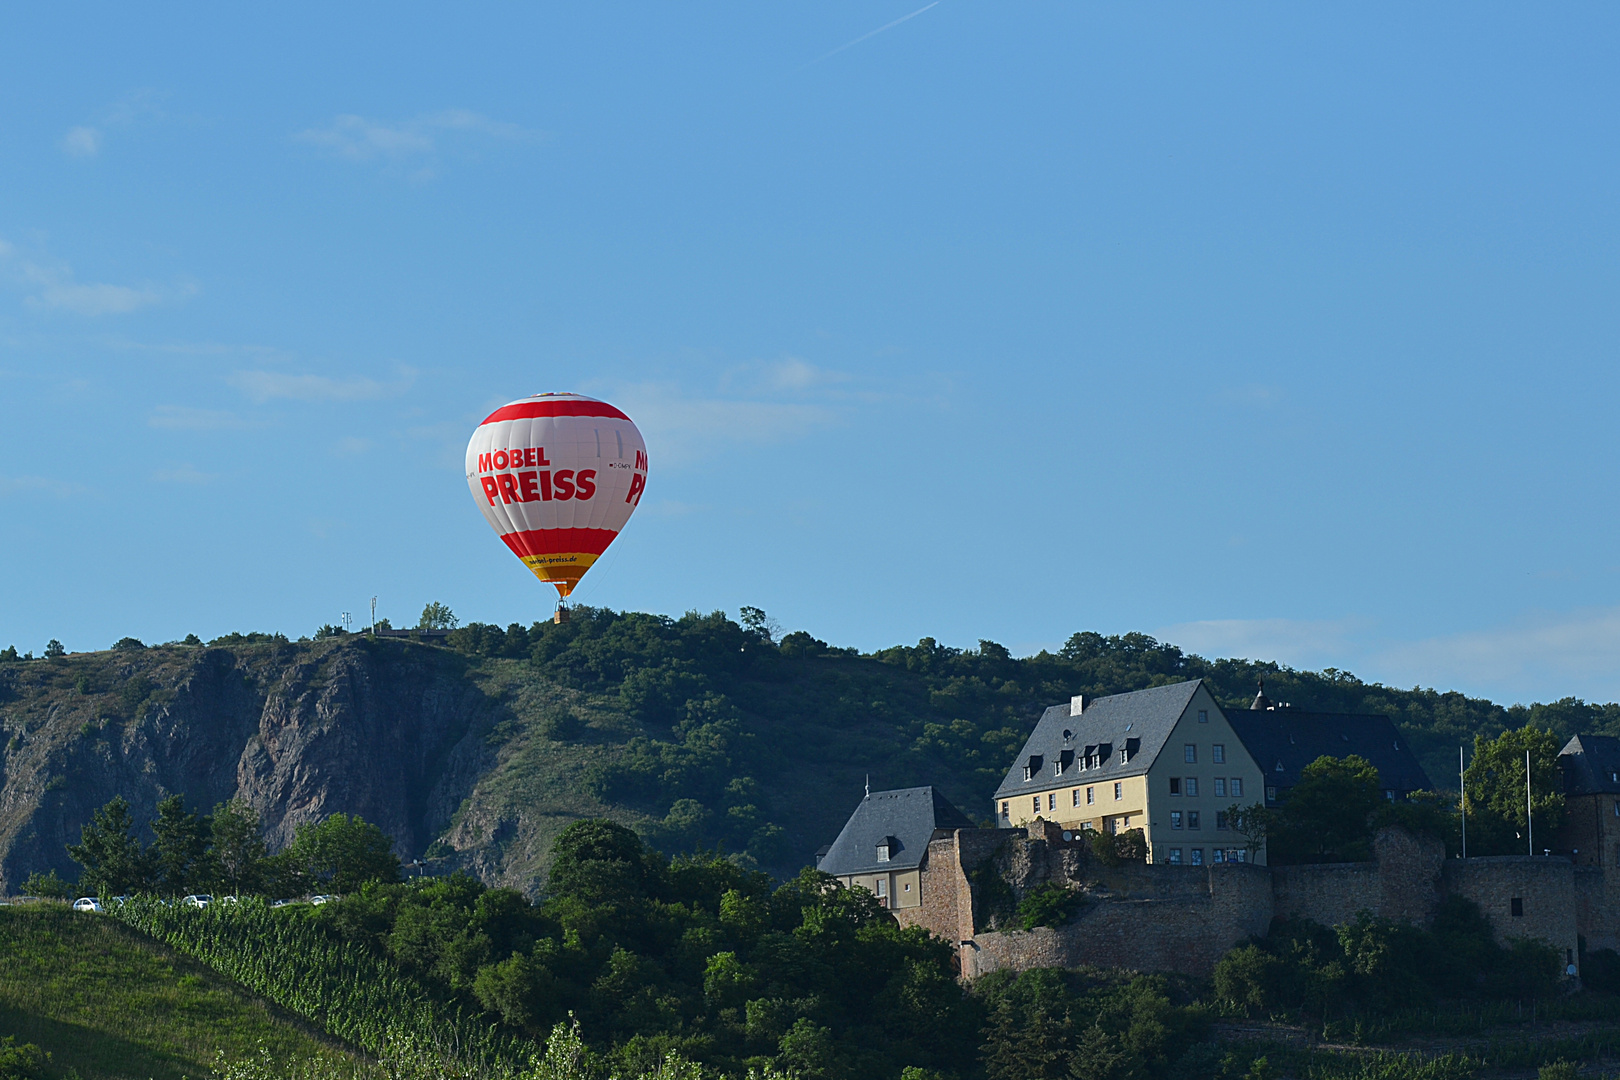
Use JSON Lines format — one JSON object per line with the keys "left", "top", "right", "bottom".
{"left": 72, "top": 897, "right": 103, "bottom": 913}
{"left": 182, "top": 894, "right": 213, "bottom": 908}
{"left": 308, "top": 894, "right": 337, "bottom": 906}
{"left": 218, "top": 896, "right": 240, "bottom": 904}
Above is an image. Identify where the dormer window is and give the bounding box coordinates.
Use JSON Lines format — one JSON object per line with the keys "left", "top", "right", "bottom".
{"left": 1022, "top": 755, "right": 1043, "bottom": 781}
{"left": 876, "top": 836, "right": 898, "bottom": 862}
{"left": 1057, "top": 749, "right": 1074, "bottom": 775}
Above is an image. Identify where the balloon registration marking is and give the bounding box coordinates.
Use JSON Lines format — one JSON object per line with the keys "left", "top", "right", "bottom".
{"left": 465, "top": 393, "right": 648, "bottom": 598}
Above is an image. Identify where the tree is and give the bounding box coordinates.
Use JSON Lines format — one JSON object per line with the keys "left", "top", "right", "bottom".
{"left": 43, "top": 640, "right": 64, "bottom": 658}
{"left": 68, "top": 796, "right": 149, "bottom": 895}
{"left": 0, "top": 646, "right": 17, "bottom": 662}
{"left": 419, "top": 602, "right": 458, "bottom": 631}
{"left": 112, "top": 637, "right": 145, "bottom": 650}
{"left": 210, "top": 799, "right": 267, "bottom": 896}
{"left": 20, "top": 869, "right": 73, "bottom": 899}
{"left": 151, "top": 795, "right": 210, "bottom": 895}
{"left": 1464, "top": 725, "right": 1565, "bottom": 855}
{"left": 1226, "top": 803, "right": 1274, "bottom": 862}
{"left": 282, "top": 813, "right": 400, "bottom": 893}
{"left": 1268, "top": 755, "right": 1382, "bottom": 864}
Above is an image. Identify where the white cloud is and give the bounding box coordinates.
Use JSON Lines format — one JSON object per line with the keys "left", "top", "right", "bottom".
{"left": 1159, "top": 617, "right": 1366, "bottom": 671}
{"left": 59, "top": 89, "right": 165, "bottom": 159}
{"left": 607, "top": 382, "right": 839, "bottom": 467}
{"left": 295, "top": 109, "right": 538, "bottom": 174}
{"left": 230, "top": 367, "right": 414, "bottom": 404}
{"left": 151, "top": 464, "right": 218, "bottom": 484}
{"left": 0, "top": 474, "right": 82, "bottom": 498}
{"left": 61, "top": 126, "right": 101, "bottom": 158}
{"left": 0, "top": 242, "right": 196, "bottom": 316}
{"left": 149, "top": 405, "right": 250, "bottom": 430}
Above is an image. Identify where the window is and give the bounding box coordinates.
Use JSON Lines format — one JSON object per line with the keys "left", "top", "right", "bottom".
{"left": 1384, "top": 790, "right": 1396, "bottom": 802}
{"left": 1048, "top": 793, "right": 1057, "bottom": 811}
{"left": 1171, "top": 811, "right": 1183, "bottom": 829}
{"left": 1216, "top": 811, "right": 1229, "bottom": 830}
{"left": 1266, "top": 786, "right": 1277, "bottom": 803}
{"left": 1188, "top": 811, "right": 1201, "bottom": 830}
{"left": 1213, "top": 848, "right": 1225, "bottom": 863}
{"left": 1198, "top": 709, "right": 1208, "bottom": 723}
{"left": 1185, "top": 744, "right": 1197, "bottom": 763}
{"left": 1113, "top": 782, "right": 1122, "bottom": 800}
{"left": 1001, "top": 801, "right": 1010, "bottom": 819}
{"left": 876, "top": 878, "right": 887, "bottom": 897}
{"left": 1169, "top": 777, "right": 1182, "bottom": 795}
{"left": 1230, "top": 778, "right": 1243, "bottom": 798}
{"left": 1119, "top": 748, "right": 1129, "bottom": 765}
{"left": 1073, "top": 789, "right": 1081, "bottom": 807}
{"left": 1168, "top": 848, "right": 1182, "bottom": 864}
{"left": 1086, "top": 786, "right": 1095, "bottom": 805}
{"left": 1613, "top": 800, "right": 1620, "bottom": 817}
{"left": 1185, "top": 778, "right": 1199, "bottom": 797}
{"left": 1213, "top": 778, "right": 1226, "bottom": 798}
{"left": 1191, "top": 848, "right": 1204, "bottom": 866}
{"left": 1511, "top": 897, "right": 1524, "bottom": 918}
{"left": 1229, "top": 849, "right": 1246, "bottom": 863}
{"left": 1212, "top": 744, "right": 1225, "bottom": 764}
{"left": 904, "top": 882, "right": 910, "bottom": 892}
{"left": 1033, "top": 797, "right": 1041, "bottom": 814}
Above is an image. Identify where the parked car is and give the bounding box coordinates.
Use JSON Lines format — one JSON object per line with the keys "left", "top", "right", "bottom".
{"left": 308, "top": 894, "right": 337, "bottom": 906}
{"left": 72, "top": 897, "right": 103, "bottom": 913}
{"left": 218, "top": 896, "right": 239, "bottom": 904}
{"left": 269, "top": 899, "right": 293, "bottom": 909}
{"left": 182, "top": 894, "right": 213, "bottom": 908}
{"left": 108, "top": 895, "right": 131, "bottom": 906}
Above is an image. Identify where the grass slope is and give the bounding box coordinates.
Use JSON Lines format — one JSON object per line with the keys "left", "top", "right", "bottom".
{"left": 0, "top": 905, "right": 358, "bottom": 1080}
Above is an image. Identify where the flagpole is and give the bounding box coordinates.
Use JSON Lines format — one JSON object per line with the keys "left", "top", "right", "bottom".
{"left": 1527, "top": 748, "right": 1534, "bottom": 857}
{"left": 1460, "top": 745, "right": 1467, "bottom": 859}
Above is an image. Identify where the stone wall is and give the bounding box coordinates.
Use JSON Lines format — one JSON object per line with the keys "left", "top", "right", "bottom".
{"left": 916, "top": 822, "right": 1599, "bottom": 981}
{"left": 1444, "top": 856, "right": 1578, "bottom": 967}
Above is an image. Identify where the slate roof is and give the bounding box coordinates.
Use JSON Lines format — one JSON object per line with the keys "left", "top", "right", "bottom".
{"left": 1225, "top": 709, "right": 1432, "bottom": 796}
{"left": 817, "top": 786, "right": 976, "bottom": 877}
{"left": 993, "top": 680, "right": 1205, "bottom": 801}
{"left": 1558, "top": 734, "right": 1620, "bottom": 796}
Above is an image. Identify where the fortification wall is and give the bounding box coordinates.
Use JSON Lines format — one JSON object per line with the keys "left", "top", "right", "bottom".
{"left": 965, "top": 864, "right": 1272, "bottom": 979}
{"left": 1444, "top": 856, "right": 1578, "bottom": 966}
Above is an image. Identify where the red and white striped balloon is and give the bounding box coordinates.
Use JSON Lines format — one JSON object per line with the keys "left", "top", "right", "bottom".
{"left": 465, "top": 393, "right": 648, "bottom": 598}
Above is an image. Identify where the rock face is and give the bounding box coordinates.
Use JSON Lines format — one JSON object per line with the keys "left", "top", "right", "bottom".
{"left": 0, "top": 638, "right": 496, "bottom": 893}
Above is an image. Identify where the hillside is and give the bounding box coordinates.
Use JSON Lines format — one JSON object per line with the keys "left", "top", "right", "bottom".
{"left": 0, "top": 904, "right": 358, "bottom": 1080}
{"left": 3, "top": 608, "right": 1617, "bottom": 894}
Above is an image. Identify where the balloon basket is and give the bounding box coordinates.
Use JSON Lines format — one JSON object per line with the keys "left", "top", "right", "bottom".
{"left": 553, "top": 605, "right": 571, "bottom": 625}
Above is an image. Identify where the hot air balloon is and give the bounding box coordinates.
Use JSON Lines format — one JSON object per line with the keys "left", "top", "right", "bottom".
{"left": 465, "top": 393, "right": 648, "bottom": 602}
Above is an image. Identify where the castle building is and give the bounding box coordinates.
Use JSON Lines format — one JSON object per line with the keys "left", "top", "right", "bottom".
{"left": 1557, "top": 734, "right": 1620, "bottom": 869}
{"left": 815, "top": 786, "right": 975, "bottom": 909}
{"left": 992, "top": 680, "right": 1268, "bottom": 866}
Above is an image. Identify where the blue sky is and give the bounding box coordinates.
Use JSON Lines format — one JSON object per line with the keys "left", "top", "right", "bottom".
{"left": 3, "top": 4, "right": 1619, "bottom": 706}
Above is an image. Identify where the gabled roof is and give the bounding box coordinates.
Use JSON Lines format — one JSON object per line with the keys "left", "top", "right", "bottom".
{"left": 1225, "top": 709, "right": 1431, "bottom": 794}
{"left": 817, "top": 786, "right": 975, "bottom": 878}
{"left": 1558, "top": 734, "right": 1620, "bottom": 796}
{"left": 994, "top": 679, "right": 1205, "bottom": 801}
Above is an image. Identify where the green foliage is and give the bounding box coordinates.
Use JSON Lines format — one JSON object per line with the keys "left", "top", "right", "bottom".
{"left": 968, "top": 856, "right": 1018, "bottom": 932}
{"left": 0, "top": 645, "right": 18, "bottom": 662}
{"left": 43, "top": 639, "right": 64, "bottom": 658}
{"left": 212, "top": 799, "right": 269, "bottom": 895}
{"left": 974, "top": 966, "right": 1208, "bottom": 1080}
{"left": 68, "top": 794, "right": 150, "bottom": 896}
{"left": 19, "top": 869, "right": 73, "bottom": 899}
{"left": 112, "top": 895, "right": 517, "bottom": 1074}
{"left": 279, "top": 812, "right": 401, "bottom": 893}
{"left": 0, "top": 1037, "right": 49, "bottom": 1080}
{"left": 1016, "top": 881, "right": 1086, "bottom": 930}
{"left": 419, "top": 602, "right": 459, "bottom": 631}
{"left": 113, "top": 636, "right": 146, "bottom": 650}
{"left": 1464, "top": 725, "right": 1566, "bottom": 856}
{"left": 314, "top": 624, "right": 348, "bottom": 640}
{"left": 152, "top": 794, "right": 211, "bottom": 894}
{"left": 1213, "top": 900, "right": 1563, "bottom": 1020}
{"left": 182, "top": 633, "right": 202, "bottom": 645}
{"left": 1269, "top": 755, "right": 1382, "bottom": 864}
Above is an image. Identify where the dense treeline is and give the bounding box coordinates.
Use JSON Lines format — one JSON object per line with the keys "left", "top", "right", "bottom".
{"left": 64, "top": 794, "right": 399, "bottom": 898}
{"left": 432, "top": 605, "right": 1617, "bottom": 864}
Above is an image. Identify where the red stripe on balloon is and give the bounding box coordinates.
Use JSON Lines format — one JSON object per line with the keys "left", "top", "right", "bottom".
{"left": 500, "top": 528, "right": 620, "bottom": 558}
{"left": 482, "top": 400, "right": 631, "bottom": 424}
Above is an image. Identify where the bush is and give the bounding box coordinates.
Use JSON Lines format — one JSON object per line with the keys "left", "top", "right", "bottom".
{"left": 0, "top": 1036, "right": 50, "bottom": 1080}
{"left": 1016, "top": 881, "right": 1085, "bottom": 931}
{"left": 20, "top": 869, "right": 73, "bottom": 900}
{"left": 112, "top": 636, "right": 146, "bottom": 650}
{"left": 1213, "top": 944, "right": 1289, "bottom": 1016}
{"left": 1582, "top": 947, "right": 1620, "bottom": 993}
{"left": 43, "top": 640, "right": 64, "bottom": 658}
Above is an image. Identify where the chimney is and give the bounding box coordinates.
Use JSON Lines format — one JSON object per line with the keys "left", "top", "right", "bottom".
{"left": 1070, "top": 695, "right": 1085, "bottom": 716}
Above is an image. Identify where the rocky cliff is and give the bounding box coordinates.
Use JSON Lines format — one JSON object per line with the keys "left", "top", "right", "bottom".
{"left": 0, "top": 637, "right": 610, "bottom": 895}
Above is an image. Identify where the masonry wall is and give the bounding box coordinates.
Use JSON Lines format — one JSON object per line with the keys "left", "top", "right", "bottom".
{"left": 1444, "top": 856, "right": 1579, "bottom": 967}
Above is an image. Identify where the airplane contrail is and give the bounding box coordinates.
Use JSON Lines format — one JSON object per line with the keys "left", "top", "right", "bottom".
{"left": 801, "top": 2, "right": 941, "bottom": 70}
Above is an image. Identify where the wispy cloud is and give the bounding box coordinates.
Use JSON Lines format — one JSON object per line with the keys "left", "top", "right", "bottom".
{"left": 802, "top": 1, "right": 940, "bottom": 69}
{"left": 0, "top": 240, "right": 196, "bottom": 316}
{"left": 230, "top": 367, "right": 415, "bottom": 404}
{"left": 0, "top": 474, "right": 83, "bottom": 498}
{"left": 296, "top": 109, "right": 538, "bottom": 177}
{"left": 606, "top": 382, "right": 840, "bottom": 468}
{"left": 59, "top": 89, "right": 166, "bottom": 160}
{"left": 149, "top": 405, "right": 251, "bottom": 430}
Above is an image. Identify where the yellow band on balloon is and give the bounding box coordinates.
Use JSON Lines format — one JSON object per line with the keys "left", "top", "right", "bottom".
{"left": 518, "top": 552, "right": 601, "bottom": 598}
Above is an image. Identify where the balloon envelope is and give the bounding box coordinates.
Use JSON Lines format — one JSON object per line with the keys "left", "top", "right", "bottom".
{"left": 465, "top": 393, "right": 648, "bottom": 598}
